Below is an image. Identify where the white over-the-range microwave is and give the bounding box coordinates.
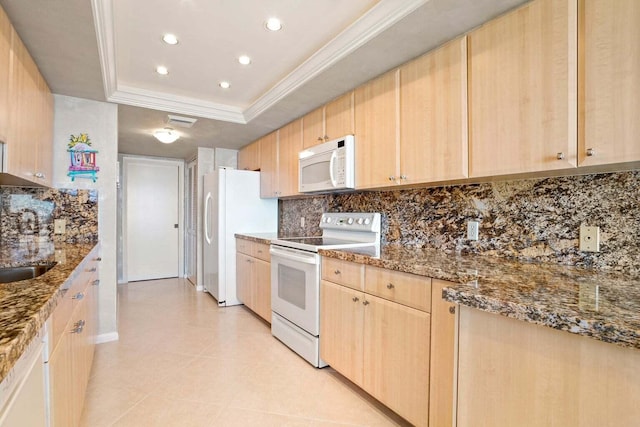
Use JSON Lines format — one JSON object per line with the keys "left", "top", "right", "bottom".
{"left": 298, "top": 135, "right": 355, "bottom": 193}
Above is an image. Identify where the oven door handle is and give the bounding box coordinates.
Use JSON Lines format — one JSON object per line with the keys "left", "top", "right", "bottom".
{"left": 270, "top": 246, "right": 318, "bottom": 264}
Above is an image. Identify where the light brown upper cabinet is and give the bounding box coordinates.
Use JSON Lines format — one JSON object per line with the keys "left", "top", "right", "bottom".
{"left": 302, "top": 106, "right": 324, "bottom": 148}
{"left": 302, "top": 92, "right": 355, "bottom": 149}
{"left": 399, "top": 36, "right": 469, "bottom": 184}
{"left": 237, "top": 140, "right": 261, "bottom": 171}
{"left": 259, "top": 131, "right": 278, "bottom": 198}
{"left": 468, "top": 0, "right": 578, "bottom": 177}
{"left": 277, "top": 119, "right": 302, "bottom": 197}
{"left": 579, "top": 0, "right": 640, "bottom": 166}
{"left": 7, "top": 31, "right": 53, "bottom": 186}
{"left": 355, "top": 70, "right": 399, "bottom": 189}
{"left": 259, "top": 120, "right": 302, "bottom": 198}
{"left": 0, "top": 7, "right": 10, "bottom": 144}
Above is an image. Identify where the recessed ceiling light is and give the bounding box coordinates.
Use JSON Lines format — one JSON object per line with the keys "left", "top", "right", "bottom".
{"left": 265, "top": 17, "right": 282, "bottom": 31}
{"left": 156, "top": 66, "right": 169, "bottom": 75}
{"left": 219, "top": 81, "right": 230, "bottom": 89}
{"left": 162, "top": 33, "right": 179, "bottom": 45}
{"left": 238, "top": 55, "right": 251, "bottom": 65}
{"left": 153, "top": 128, "right": 179, "bottom": 144}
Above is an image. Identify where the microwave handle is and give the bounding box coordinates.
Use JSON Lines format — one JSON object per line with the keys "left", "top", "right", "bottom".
{"left": 329, "top": 151, "right": 338, "bottom": 187}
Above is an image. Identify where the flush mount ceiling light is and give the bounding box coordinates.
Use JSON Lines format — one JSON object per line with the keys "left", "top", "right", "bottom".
{"left": 265, "top": 17, "right": 282, "bottom": 31}
{"left": 162, "top": 33, "right": 179, "bottom": 45}
{"left": 219, "top": 81, "right": 230, "bottom": 89}
{"left": 156, "top": 65, "right": 169, "bottom": 75}
{"left": 238, "top": 55, "right": 251, "bottom": 65}
{"left": 153, "top": 127, "right": 179, "bottom": 144}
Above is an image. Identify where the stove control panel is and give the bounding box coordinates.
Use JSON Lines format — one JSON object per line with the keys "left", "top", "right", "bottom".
{"left": 320, "top": 212, "right": 380, "bottom": 232}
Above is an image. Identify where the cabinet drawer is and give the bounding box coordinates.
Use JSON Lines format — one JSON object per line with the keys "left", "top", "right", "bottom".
{"left": 321, "top": 258, "right": 363, "bottom": 291}
{"left": 252, "top": 243, "right": 270, "bottom": 262}
{"left": 364, "top": 266, "right": 431, "bottom": 312}
{"left": 236, "top": 238, "right": 251, "bottom": 255}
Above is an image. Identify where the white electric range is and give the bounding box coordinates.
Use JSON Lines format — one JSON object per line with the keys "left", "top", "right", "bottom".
{"left": 270, "top": 212, "right": 381, "bottom": 367}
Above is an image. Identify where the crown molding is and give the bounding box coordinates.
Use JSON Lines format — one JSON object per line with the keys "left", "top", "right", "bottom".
{"left": 91, "top": 0, "right": 117, "bottom": 100}
{"left": 110, "top": 86, "right": 246, "bottom": 124}
{"left": 243, "top": 0, "right": 429, "bottom": 122}
{"left": 93, "top": 0, "right": 427, "bottom": 124}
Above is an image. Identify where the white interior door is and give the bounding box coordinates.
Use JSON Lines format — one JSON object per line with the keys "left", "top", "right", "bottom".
{"left": 125, "top": 158, "right": 180, "bottom": 281}
{"left": 186, "top": 160, "right": 197, "bottom": 285}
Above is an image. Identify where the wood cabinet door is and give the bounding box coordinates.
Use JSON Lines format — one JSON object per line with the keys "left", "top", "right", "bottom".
{"left": 253, "top": 258, "right": 271, "bottom": 323}
{"left": 355, "top": 70, "right": 399, "bottom": 189}
{"left": 429, "top": 279, "right": 459, "bottom": 427}
{"left": 35, "top": 75, "right": 53, "bottom": 186}
{"left": 363, "top": 294, "right": 431, "bottom": 427}
{"left": 277, "top": 118, "right": 302, "bottom": 197}
{"left": 49, "top": 322, "right": 74, "bottom": 427}
{"left": 236, "top": 253, "right": 252, "bottom": 306}
{"left": 580, "top": 0, "right": 640, "bottom": 166}
{"left": 259, "top": 131, "right": 278, "bottom": 198}
{"left": 319, "top": 280, "right": 364, "bottom": 387}
{"left": 238, "top": 141, "right": 261, "bottom": 171}
{"left": 302, "top": 106, "right": 324, "bottom": 148}
{"left": 468, "top": 0, "right": 577, "bottom": 177}
{"left": 7, "top": 32, "right": 39, "bottom": 182}
{"left": 400, "top": 36, "right": 468, "bottom": 184}
{"left": 324, "top": 91, "right": 354, "bottom": 141}
{"left": 0, "top": 6, "right": 10, "bottom": 143}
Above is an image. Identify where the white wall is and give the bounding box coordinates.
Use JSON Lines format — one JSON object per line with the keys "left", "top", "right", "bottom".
{"left": 53, "top": 94, "right": 118, "bottom": 342}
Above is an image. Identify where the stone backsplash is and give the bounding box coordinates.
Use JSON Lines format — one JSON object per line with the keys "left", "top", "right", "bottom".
{"left": 0, "top": 187, "right": 99, "bottom": 245}
{"left": 280, "top": 171, "right": 640, "bottom": 274}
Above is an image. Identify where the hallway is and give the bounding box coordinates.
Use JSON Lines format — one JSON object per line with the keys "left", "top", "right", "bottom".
{"left": 80, "top": 278, "right": 408, "bottom": 426}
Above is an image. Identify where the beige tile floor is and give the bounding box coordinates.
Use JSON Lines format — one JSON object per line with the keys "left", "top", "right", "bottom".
{"left": 80, "top": 278, "right": 410, "bottom": 427}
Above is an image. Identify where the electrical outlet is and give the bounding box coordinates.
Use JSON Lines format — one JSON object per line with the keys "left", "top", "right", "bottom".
{"left": 54, "top": 219, "right": 66, "bottom": 235}
{"left": 579, "top": 224, "right": 600, "bottom": 252}
{"left": 467, "top": 221, "right": 479, "bottom": 241}
{"left": 300, "top": 217, "right": 305, "bottom": 228}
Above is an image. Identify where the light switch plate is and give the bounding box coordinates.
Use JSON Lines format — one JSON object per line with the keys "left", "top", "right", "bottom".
{"left": 54, "top": 219, "right": 66, "bottom": 235}
{"left": 579, "top": 224, "right": 600, "bottom": 252}
{"left": 467, "top": 221, "right": 479, "bottom": 241}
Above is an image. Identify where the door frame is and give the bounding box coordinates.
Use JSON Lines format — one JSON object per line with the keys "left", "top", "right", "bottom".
{"left": 121, "top": 155, "right": 185, "bottom": 283}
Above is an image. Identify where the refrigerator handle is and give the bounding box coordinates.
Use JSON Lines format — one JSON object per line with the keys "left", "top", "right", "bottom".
{"left": 204, "top": 192, "right": 213, "bottom": 244}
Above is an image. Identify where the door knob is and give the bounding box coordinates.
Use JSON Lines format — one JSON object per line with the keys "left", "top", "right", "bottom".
{"left": 586, "top": 148, "right": 595, "bottom": 156}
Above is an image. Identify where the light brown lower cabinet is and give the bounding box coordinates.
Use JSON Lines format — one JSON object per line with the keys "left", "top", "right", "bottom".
{"left": 236, "top": 239, "right": 272, "bottom": 323}
{"left": 320, "top": 259, "right": 432, "bottom": 426}
{"left": 457, "top": 306, "right": 640, "bottom": 427}
{"left": 48, "top": 250, "right": 99, "bottom": 427}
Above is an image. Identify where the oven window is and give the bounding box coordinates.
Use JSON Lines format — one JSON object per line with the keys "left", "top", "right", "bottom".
{"left": 277, "top": 264, "right": 306, "bottom": 309}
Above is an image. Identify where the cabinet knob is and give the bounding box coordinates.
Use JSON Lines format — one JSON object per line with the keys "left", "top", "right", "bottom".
{"left": 92, "top": 279, "right": 100, "bottom": 286}
{"left": 87, "top": 267, "right": 97, "bottom": 272}
{"left": 323, "top": 135, "right": 330, "bottom": 141}
{"left": 388, "top": 176, "right": 395, "bottom": 181}
{"left": 34, "top": 172, "right": 45, "bottom": 179}
{"left": 400, "top": 175, "right": 407, "bottom": 180}
{"left": 246, "top": 259, "right": 251, "bottom": 263}
{"left": 556, "top": 152, "right": 565, "bottom": 160}
{"left": 362, "top": 300, "right": 370, "bottom": 306}
{"left": 586, "top": 148, "right": 595, "bottom": 157}
{"left": 386, "top": 283, "right": 394, "bottom": 289}
{"left": 449, "top": 306, "right": 456, "bottom": 314}
{"left": 352, "top": 296, "right": 359, "bottom": 303}
{"left": 72, "top": 292, "right": 84, "bottom": 300}
{"left": 95, "top": 257, "right": 102, "bottom": 261}
{"left": 317, "top": 137, "right": 323, "bottom": 142}
{"left": 334, "top": 269, "right": 341, "bottom": 275}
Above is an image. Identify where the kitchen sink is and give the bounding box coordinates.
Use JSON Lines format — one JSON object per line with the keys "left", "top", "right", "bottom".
{"left": 0, "top": 263, "right": 57, "bottom": 283}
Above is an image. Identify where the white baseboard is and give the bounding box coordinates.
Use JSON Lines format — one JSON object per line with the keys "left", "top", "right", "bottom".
{"left": 95, "top": 332, "right": 119, "bottom": 344}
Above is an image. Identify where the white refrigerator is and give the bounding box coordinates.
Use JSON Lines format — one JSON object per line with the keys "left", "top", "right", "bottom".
{"left": 203, "top": 169, "right": 277, "bottom": 306}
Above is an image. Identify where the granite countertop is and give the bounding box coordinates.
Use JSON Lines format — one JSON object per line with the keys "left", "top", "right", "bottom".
{"left": 235, "top": 233, "right": 278, "bottom": 245}
{"left": 0, "top": 242, "right": 97, "bottom": 383}
{"left": 319, "top": 245, "right": 640, "bottom": 351}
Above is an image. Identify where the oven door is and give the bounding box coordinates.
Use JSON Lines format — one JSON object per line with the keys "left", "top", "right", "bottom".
{"left": 270, "top": 245, "right": 320, "bottom": 336}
